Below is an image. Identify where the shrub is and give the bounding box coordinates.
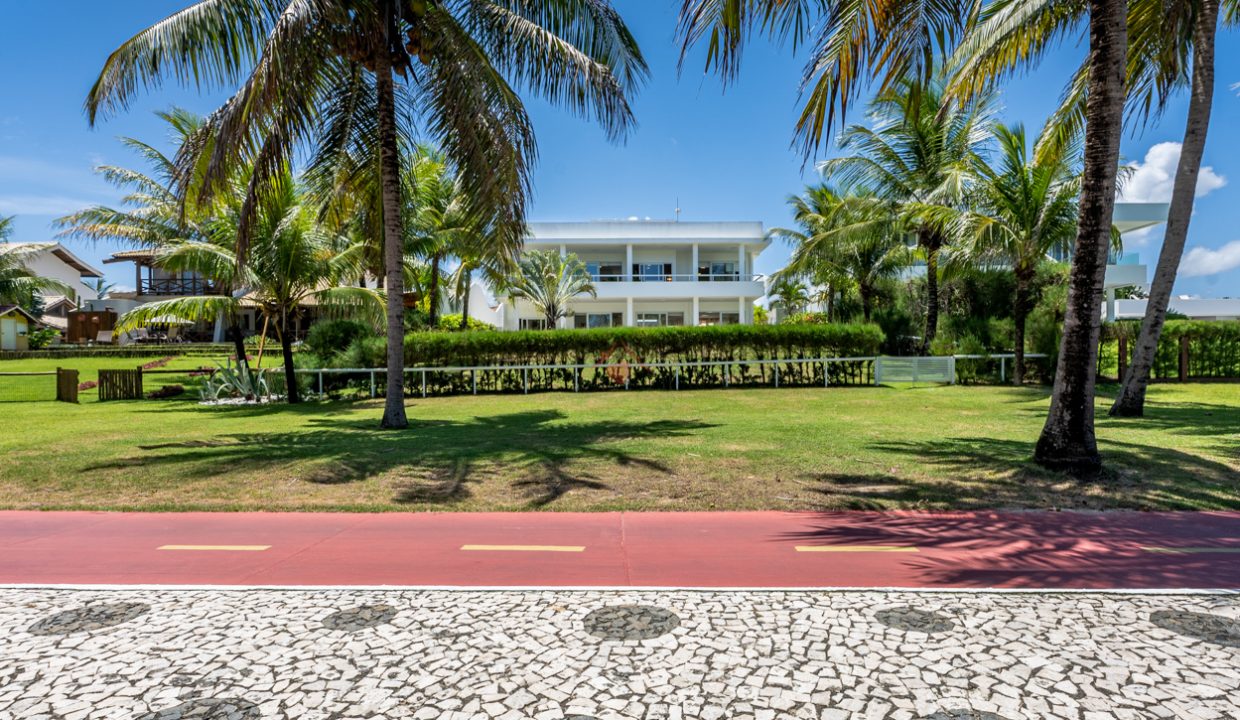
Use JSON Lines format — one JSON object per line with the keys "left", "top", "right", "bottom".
{"left": 1103, "top": 319, "right": 1240, "bottom": 379}
{"left": 436, "top": 314, "right": 495, "bottom": 332}
{"left": 304, "top": 320, "right": 373, "bottom": 361}
{"left": 26, "top": 327, "right": 60, "bottom": 349}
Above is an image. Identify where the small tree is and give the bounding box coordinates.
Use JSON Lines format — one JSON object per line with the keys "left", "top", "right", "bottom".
{"left": 507, "top": 251, "right": 596, "bottom": 329}
{"left": 1, "top": 217, "right": 74, "bottom": 308}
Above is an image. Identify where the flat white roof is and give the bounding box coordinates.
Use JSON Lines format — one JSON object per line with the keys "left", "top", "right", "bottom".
{"left": 527, "top": 220, "right": 767, "bottom": 246}
{"left": 1114, "top": 203, "right": 1169, "bottom": 234}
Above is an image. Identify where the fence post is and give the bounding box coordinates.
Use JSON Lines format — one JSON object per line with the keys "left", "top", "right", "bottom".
{"left": 875, "top": 357, "right": 883, "bottom": 385}
{"left": 823, "top": 361, "right": 829, "bottom": 387}
{"left": 1179, "top": 336, "right": 1190, "bottom": 382}
{"left": 725, "top": 362, "right": 730, "bottom": 387}
{"left": 369, "top": 371, "right": 375, "bottom": 398}
{"left": 774, "top": 363, "right": 780, "bottom": 388}
{"left": 318, "top": 370, "right": 323, "bottom": 397}
{"left": 472, "top": 369, "right": 477, "bottom": 395}
{"left": 523, "top": 367, "right": 528, "bottom": 394}
{"left": 421, "top": 369, "right": 427, "bottom": 398}
{"left": 574, "top": 367, "right": 579, "bottom": 392}
{"left": 1000, "top": 357, "right": 1006, "bottom": 383}
{"left": 949, "top": 356, "right": 957, "bottom": 385}
{"left": 675, "top": 365, "right": 680, "bottom": 391}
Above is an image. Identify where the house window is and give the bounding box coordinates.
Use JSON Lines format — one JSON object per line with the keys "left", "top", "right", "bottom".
{"left": 573, "top": 312, "right": 624, "bottom": 329}
{"left": 586, "top": 262, "right": 624, "bottom": 282}
{"left": 519, "top": 318, "right": 550, "bottom": 330}
{"left": 698, "top": 311, "right": 741, "bottom": 326}
{"left": 699, "top": 262, "right": 738, "bottom": 281}
{"left": 636, "top": 312, "right": 685, "bottom": 327}
{"left": 633, "top": 263, "right": 672, "bottom": 281}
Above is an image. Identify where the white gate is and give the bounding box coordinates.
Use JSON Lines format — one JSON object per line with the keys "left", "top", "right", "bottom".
{"left": 874, "top": 356, "right": 956, "bottom": 384}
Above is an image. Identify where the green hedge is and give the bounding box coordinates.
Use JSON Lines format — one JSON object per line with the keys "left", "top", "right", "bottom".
{"left": 335, "top": 323, "right": 884, "bottom": 396}
{"left": 1103, "top": 320, "right": 1240, "bottom": 379}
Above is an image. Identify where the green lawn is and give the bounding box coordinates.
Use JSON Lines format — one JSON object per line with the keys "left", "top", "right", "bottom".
{"left": 0, "top": 380, "right": 1236, "bottom": 512}
{"left": 0, "top": 354, "right": 234, "bottom": 402}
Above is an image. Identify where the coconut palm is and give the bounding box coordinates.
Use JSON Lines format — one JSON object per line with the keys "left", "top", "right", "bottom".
{"left": 1, "top": 217, "right": 75, "bottom": 307}
{"left": 116, "top": 174, "right": 383, "bottom": 403}
{"left": 507, "top": 251, "right": 596, "bottom": 329}
{"left": 55, "top": 110, "right": 254, "bottom": 373}
{"left": 87, "top": 0, "right": 647, "bottom": 429}
{"left": 766, "top": 275, "right": 810, "bottom": 319}
{"left": 770, "top": 186, "right": 909, "bottom": 323}
{"left": 950, "top": 124, "right": 1081, "bottom": 384}
{"left": 819, "top": 75, "right": 992, "bottom": 349}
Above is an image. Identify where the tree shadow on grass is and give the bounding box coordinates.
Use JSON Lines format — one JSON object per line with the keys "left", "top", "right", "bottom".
{"left": 831, "top": 435, "right": 1240, "bottom": 510}
{"left": 88, "top": 409, "right": 711, "bottom": 508}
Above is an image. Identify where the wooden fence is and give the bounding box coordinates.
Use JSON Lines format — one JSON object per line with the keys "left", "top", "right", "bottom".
{"left": 98, "top": 368, "right": 144, "bottom": 401}
{"left": 55, "top": 368, "right": 79, "bottom": 403}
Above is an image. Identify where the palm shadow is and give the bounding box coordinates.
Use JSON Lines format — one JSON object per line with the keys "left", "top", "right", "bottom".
{"left": 88, "top": 409, "right": 711, "bottom": 508}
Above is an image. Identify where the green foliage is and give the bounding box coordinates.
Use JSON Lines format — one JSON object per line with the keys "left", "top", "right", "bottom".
{"left": 752, "top": 306, "right": 769, "bottom": 325}
{"left": 1103, "top": 320, "right": 1240, "bottom": 379}
{"left": 783, "top": 312, "right": 830, "bottom": 325}
{"left": 200, "top": 364, "right": 270, "bottom": 402}
{"left": 436, "top": 314, "right": 494, "bottom": 332}
{"left": 25, "top": 327, "right": 61, "bottom": 350}
{"left": 304, "top": 320, "right": 372, "bottom": 361}
{"left": 341, "top": 324, "right": 885, "bottom": 394}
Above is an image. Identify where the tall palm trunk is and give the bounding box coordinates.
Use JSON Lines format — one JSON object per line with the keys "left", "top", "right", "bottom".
{"left": 921, "top": 232, "right": 942, "bottom": 353}
{"left": 428, "top": 254, "right": 442, "bottom": 326}
{"left": 279, "top": 310, "right": 300, "bottom": 405}
{"left": 376, "top": 54, "right": 408, "bottom": 429}
{"left": 459, "top": 267, "right": 472, "bottom": 329}
{"left": 1034, "top": 0, "right": 1128, "bottom": 472}
{"left": 825, "top": 282, "right": 835, "bottom": 321}
{"left": 1012, "top": 266, "right": 1034, "bottom": 385}
{"left": 228, "top": 320, "right": 249, "bottom": 376}
{"left": 1110, "top": 0, "right": 1219, "bottom": 417}
{"left": 860, "top": 283, "right": 873, "bottom": 322}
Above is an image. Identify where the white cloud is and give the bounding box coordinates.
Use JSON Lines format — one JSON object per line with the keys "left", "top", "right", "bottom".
{"left": 1117, "top": 142, "right": 1227, "bottom": 203}
{"left": 0, "top": 194, "right": 100, "bottom": 216}
{"left": 1180, "top": 240, "right": 1240, "bottom": 278}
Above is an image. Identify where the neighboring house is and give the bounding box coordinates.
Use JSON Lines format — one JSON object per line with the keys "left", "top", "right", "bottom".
{"left": 0, "top": 305, "right": 38, "bottom": 351}
{"left": 1115, "top": 297, "right": 1240, "bottom": 322}
{"left": 38, "top": 295, "right": 78, "bottom": 333}
{"left": 0, "top": 242, "right": 104, "bottom": 306}
{"left": 761, "top": 202, "right": 1170, "bottom": 323}
{"left": 499, "top": 220, "right": 769, "bottom": 330}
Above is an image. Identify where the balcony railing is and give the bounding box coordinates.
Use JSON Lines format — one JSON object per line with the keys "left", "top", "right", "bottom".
{"left": 590, "top": 273, "right": 754, "bottom": 283}
{"left": 140, "top": 278, "right": 219, "bottom": 296}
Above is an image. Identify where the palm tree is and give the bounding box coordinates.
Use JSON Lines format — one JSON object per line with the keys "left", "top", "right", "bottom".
{"left": 952, "top": 124, "right": 1081, "bottom": 384}
{"left": 55, "top": 110, "right": 253, "bottom": 374}
{"left": 1111, "top": 0, "right": 1225, "bottom": 416}
{"left": 1, "top": 217, "right": 75, "bottom": 307}
{"left": 819, "top": 75, "right": 992, "bottom": 349}
{"left": 87, "top": 0, "right": 647, "bottom": 429}
{"left": 87, "top": 278, "right": 119, "bottom": 299}
{"left": 116, "top": 174, "right": 383, "bottom": 403}
{"left": 770, "top": 186, "right": 909, "bottom": 323}
{"left": 507, "top": 251, "right": 596, "bottom": 329}
{"left": 450, "top": 226, "right": 519, "bottom": 329}
{"left": 767, "top": 275, "right": 810, "bottom": 319}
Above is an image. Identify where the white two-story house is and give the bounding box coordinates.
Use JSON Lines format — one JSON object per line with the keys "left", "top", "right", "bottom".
{"left": 499, "top": 220, "right": 769, "bottom": 330}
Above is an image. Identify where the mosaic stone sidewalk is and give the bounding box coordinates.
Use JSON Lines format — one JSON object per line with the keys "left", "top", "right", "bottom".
{"left": 0, "top": 589, "right": 1237, "bottom": 719}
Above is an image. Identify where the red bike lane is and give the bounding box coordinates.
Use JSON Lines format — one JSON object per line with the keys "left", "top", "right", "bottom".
{"left": 1, "top": 510, "right": 1237, "bottom": 589}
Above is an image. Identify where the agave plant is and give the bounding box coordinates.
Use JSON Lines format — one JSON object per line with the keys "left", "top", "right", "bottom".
{"left": 199, "top": 363, "right": 270, "bottom": 402}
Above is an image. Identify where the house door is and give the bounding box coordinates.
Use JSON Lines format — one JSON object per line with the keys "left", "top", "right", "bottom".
{"left": 1, "top": 318, "right": 16, "bottom": 351}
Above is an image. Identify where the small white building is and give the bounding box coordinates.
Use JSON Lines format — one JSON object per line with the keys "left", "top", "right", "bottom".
{"left": 0, "top": 242, "right": 104, "bottom": 306}
{"left": 499, "top": 220, "right": 769, "bottom": 330}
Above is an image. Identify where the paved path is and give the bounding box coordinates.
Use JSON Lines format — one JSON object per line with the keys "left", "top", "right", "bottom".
{"left": 2, "top": 511, "right": 1239, "bottom": 589}
{"left": 2, "top": 587, "right": 1237, "bottom": 719}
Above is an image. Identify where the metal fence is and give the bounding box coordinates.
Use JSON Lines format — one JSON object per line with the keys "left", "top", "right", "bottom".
{"left": 291, "top": 354, "right": 1048, "bottom": 399}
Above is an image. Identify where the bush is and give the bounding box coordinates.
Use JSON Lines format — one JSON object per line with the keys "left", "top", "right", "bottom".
{"left": 437, "top": 314, "right": 495, "bottom": 332}
{"left": 1102, "top": 319, "right": 1240, "bottom": 379}
{"left": 343, "top": 323, "right": 885, "bottom": 395}
{"left": 26, "top": 327, "right": 60, "bottom": 349}
{"left": 304, "top": 319, "right": 373, "bottom": 361}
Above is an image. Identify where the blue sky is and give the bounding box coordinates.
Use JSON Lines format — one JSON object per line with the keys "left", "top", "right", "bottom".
{"left": 1, "top": 1, "right": 1238, "bottom": 296}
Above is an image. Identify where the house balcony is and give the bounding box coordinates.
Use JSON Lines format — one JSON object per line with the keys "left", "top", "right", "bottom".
{"left": 140, "top": 278, "right": 220, "bottom": 297}
{"left": 588, "top": 275, "right": 766, "bottom": 300}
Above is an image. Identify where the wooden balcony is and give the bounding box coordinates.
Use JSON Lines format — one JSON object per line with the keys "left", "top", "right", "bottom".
{"left": 139, "top": 278, "right": 219, "bottom": 296}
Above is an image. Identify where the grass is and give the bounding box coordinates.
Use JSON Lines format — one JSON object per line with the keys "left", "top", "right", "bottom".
{"left": 0, "top": 354, "right": 234, "bottom": 401}
{"left": 0, "top": 379, "right": 1236, "bottom": 512}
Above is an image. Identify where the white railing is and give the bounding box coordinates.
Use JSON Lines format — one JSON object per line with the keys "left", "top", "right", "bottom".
{"left": 591, "top": 273, "right": 758, "bottom": 283}
{"left": 286, "top": 353, "right": 1048, "bottom": 398}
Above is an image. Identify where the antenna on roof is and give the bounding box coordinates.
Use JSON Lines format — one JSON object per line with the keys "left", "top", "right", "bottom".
{"left": 674, "top": 198, "right": 681, "bottom": 222}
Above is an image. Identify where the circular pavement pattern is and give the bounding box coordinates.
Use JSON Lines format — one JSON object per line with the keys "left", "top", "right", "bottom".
{"left": 583, "top": 605, "right": 680, "bottom": 641}
{"left": 321, "top": 604, "right": 398, "bottom": 632}
{"left": 922, "top": 712, "right": 1015, "bottom": 720}
{"left": 875, "top": 606, "right": 956, "bottom": 634}
{"left": 1150, "top": 609, "right": 1240, "bottom": 647}
{"left": 134, "top": 697, "right": 260, "bottom": 720}
{"left": 27, "top": 602, "right": 151, "bottom": 636}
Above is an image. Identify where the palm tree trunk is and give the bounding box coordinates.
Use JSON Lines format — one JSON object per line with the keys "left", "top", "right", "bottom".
{"left": 922, "top": 235, "right": 940, "bottom": 353}
{"left": 228, "top": 321, "right": 249, "bottom": 377}
{"left": 860, "top": 284, "right": 873, "bottom": 322}
{"left": 279, "top": 311, "right": 300, "bottom": 405}
{"left": 1013, "top": 268, "right": 1032, "bottom": 385}
{"left": 428, "top": 254, "right": 442, "bottom": 327}
{"left": 459, "top": 267, "right": 472, "bottom": 330}
{"left": 1034, "top": 0, "right": 1128, "bottom": 472}
{"left": 376, "top": 54, "right": 408, "bottom": 429}
{"left": 826, "top": 282, "right": 835, "bottom": 321}
{"left": 1110, "top": 0, "right": 1218, "bottom": 417}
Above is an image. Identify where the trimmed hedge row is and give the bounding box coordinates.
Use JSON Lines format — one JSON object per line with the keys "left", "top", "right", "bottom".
{"left": 0, "top": 343, "right": 235, "bottom": 360}
{"left": 1103, "top": 320, "right": 1240, "bottom": 379}
{"left": 335, "top": 323, "right": 885, "bottom": 395}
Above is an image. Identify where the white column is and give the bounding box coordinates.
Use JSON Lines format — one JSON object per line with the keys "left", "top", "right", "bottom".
{"left": 625, "top": 244, "right": 634, "bottom": 281}
{"left": 559, "top": 244, "right": 567, "bottom": 259}
{"left": 1106, "top": 287, "right": 1117, "bottom": 322}
{"left": 626, "top": 297, "right": 635, "bottom": 327}
{"left": 738, "top": 297, "right": 747, "bottom": 324}
{"left": 691, "top": 243, "right": 699, "bottom": 281}
{"left": 737, "top": 245, "right": 746, "bottom": 279}
{"left": 692, "top": 297, "right": 700, "bottom": 326}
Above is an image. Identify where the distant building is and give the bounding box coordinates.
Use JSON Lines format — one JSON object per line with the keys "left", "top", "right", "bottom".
{"left": 1115, "top": 297, "right": 1240, "bottom": 322}
{"left": 0, "top": 242, "right": 104, "bottom": 306}
{"left": 497, "top": 220, "right": 770, "bottom": 330}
